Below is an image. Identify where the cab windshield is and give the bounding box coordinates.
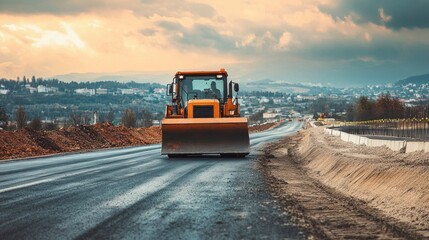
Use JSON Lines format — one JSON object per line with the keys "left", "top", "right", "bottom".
{"left": 179, "top": 75, "right": 226, "bottom": 108}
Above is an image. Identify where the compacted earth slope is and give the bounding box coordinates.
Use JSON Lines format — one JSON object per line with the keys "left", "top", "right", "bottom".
{"left": 261, "top": 127, "right": 429, "bottom": 239}
{"left": 0, "top": 121, "right": 279, "bottom": 161}
{"left": 0, "top": 123, "right": 161, "bottom": 160}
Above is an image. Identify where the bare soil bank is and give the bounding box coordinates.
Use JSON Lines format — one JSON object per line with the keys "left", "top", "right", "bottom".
{"left": 0, "top": 123, "right": 162, "bottom": 160}
{"left": 249, "top": 120, "right": 285, "bottom": 133}
{"left": 0, "top": 121, "right": 276, "bottom": 161}
{"left": 260, "top": 127, "right": 429, "bottom": 239}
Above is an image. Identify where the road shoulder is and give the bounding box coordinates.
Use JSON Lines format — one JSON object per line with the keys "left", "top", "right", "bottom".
{"left": 259, "top": 129, "right": 428, "bottom": 239}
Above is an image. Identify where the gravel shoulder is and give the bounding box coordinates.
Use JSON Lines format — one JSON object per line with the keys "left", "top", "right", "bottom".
{"left": 259, "top": 127, "right": 429, "bottom": 239}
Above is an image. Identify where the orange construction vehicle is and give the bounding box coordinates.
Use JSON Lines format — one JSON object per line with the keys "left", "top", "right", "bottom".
{"left": 161, "top": 68, "right": 250, "bottom": 158}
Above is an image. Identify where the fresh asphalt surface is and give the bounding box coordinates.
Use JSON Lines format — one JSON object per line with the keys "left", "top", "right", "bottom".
{"left": 0, "top": 121, "right": 304, "bottom": 239}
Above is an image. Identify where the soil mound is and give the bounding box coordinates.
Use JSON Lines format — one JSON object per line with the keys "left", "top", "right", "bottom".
{"left": 1, "top": 120, "right": 273, "bottom": 161}
{"left": 0, "top": 123, "right": 162, "bottom": 160}
{"left": 298, "top": 127, "right": 429, "bottom": 236}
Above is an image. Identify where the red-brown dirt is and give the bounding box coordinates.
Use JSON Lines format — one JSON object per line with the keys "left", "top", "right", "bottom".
{"left": 248, "top": 120, "right": 285, "bottom": 133}
{"left": 0, "top": 120, "right": 272, "bottom": 161}
{"left": 0, "top": 123, "right": 162, "bottom": 160}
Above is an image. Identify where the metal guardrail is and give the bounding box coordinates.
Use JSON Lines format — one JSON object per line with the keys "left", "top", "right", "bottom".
{"left": 330, "top": 118, "right": 429, "bottom": 140}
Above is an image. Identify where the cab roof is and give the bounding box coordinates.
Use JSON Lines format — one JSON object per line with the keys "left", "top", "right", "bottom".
{"left": 175, "top": 68, "right": 228, "bottom": 77}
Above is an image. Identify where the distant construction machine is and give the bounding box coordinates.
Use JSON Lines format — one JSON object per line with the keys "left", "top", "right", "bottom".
{"left": 161, "top": 68, "right": 250, "bottom": 158}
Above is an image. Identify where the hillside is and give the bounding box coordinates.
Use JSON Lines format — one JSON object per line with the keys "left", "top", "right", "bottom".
{"left": 396, "top": 73, "right": 429, "bottom": 86}
{"left": 53, "top": 71, "right": 171, "bottom": 84}
{"left": 243, "top": 78, "right": 340, "bottom": 94}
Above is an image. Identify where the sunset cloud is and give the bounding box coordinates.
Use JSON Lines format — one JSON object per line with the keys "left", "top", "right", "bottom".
{"left": 320, "top": 0, "right": 429, "bottom": 30}
{"left": 0, "top": 0, "right": 428, "bottom": 86}
{"left": 378, "top": 8, "right": 392, "bottom": 24}
{"left": 2, "top": 22, "right": 86, "bottom": 48}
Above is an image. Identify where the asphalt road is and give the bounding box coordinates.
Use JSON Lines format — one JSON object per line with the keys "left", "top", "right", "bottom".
{"left": 0, "top": 121, "right": 304, "bottom": 240}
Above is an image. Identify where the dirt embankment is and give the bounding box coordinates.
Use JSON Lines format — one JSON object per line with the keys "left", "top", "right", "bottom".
{"left": 261, "top": 127, "right": 429, "bottom": 239}
{"left": 0, "top": 123, "right": 161, "bottom": 160}
{"left": 249, "top": 120, "right": 285, "bottom": 133}
{"left": 0, "top": 121, "right": 275, "bottom": 161}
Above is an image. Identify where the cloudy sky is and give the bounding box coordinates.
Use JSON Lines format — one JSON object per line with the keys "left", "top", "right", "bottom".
{"left": 0, "top": 0, "right": 428, "bottom": 86}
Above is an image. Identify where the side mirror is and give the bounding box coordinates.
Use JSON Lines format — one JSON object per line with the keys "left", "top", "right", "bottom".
{"left": 234, "top": 83, "right": 239, "bottom": 92}
{"left": 166, "top": 84, "right": 172, "bottom": 96}
{"left": 171, "top": 77, "right": 177, "bottom": 100}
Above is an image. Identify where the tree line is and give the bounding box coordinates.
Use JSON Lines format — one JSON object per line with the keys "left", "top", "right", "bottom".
{"left": 309, "top": 92, "right": 429, "bottom": 122}
{"left": 346, "top": 93, "right": 428, "bottom": 121}
{"left": 0, "top": 105, "right": 155, "bottom": 131}
{"left": 0, "top": 77, "right": 163, "bottom": 93}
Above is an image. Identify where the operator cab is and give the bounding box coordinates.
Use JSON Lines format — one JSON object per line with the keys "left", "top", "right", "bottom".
{"left": 177, "top": 74, "right": 227, "bottom": 110}
{"left": 165, "top": 68, "right": 241, "bottom": 119}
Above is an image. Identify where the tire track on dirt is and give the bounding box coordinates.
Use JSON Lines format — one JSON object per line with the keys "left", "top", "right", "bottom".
{"left": 259, "top": 134, "right": 423, "bottom": 239}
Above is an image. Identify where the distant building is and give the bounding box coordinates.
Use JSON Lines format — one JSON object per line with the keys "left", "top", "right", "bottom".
{"left": 119, "top": 88, "right": 143, "bottom": 95}
{"left": 28, "top": 87, "right": 37, "bottom": 94}
{"left": 75, "top": 88, "right": 95, "bottom": 95}
{"left": 96, "top": 88, "right": 108, "bottom": 94}
{"left": 37, "top": 85, "right": 48, "bottom": 93}
{"left": 273, "top": 98, "right": 283, "bottom": 104}
{"left": 259, "top": 97, "right": 270, "bottom": 103}
{"left": 153, "top": 88, "right": 165, "bottom": 94}
{"left": 50, "top": 87, "right": 59, "bottom": 92}
{"left": 296, "top": 95, "right": 317, "bottom": 101}
{"left": 263, "top": 112, "right": 281, "bottom": 119}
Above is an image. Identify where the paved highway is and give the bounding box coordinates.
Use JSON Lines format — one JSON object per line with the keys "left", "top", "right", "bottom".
{"left": 0, "top": 121, "right": 304, "bottom": 239}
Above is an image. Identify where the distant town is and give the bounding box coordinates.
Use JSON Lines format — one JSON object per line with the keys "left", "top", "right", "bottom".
{"left": 0, "top": 73, "right": 428, "bottom": 130}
